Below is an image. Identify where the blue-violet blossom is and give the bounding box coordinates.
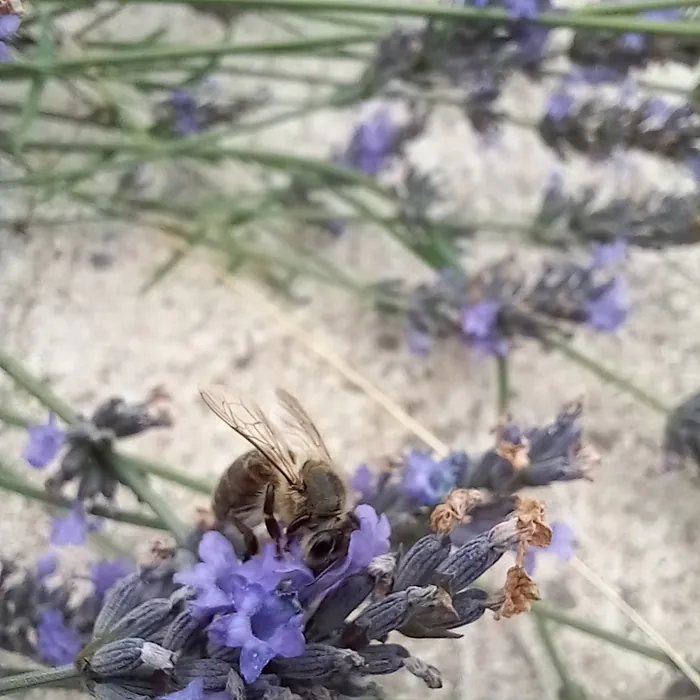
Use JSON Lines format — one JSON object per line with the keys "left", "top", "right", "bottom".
{"left": 24, "top": 412, "right": 65, "bottom": 469}
{"left": 524, "top": 521, "right": 575, "bottom": 574}
{"left": 584, "top": 277, "right": 629, "bottom": 332}
{"left": 462, "top": 300, "right": 509, "bottom": 356}
{"left": 37, "top": 609, "right": 82, "bottom": 666}
{"left": 401, "top": 451, "right": 459, "bottom": 506}
{"left": 0, "top": 15, "right": 20, "bottom": 63}
{"left": 339, "top": 109, "right": 396, "bottom": 176}
{"left": 51, "top": 504, "right": 97, "bottom": 546}
{"left": 91, "top": 558, "right": 133, "bottom": 601}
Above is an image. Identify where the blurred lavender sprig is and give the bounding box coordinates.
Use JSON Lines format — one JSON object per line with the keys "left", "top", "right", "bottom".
{"left": 379, "top": 241, "right": 629, "bottom": 358}
{"left": 662, "top": 389, "right": 700, "bottom": 471}
{"left": 23, "top": 389, "right": 172, "bottom": 505}
{"left": 533, "top": 175, "right": 700, "bottom": 249}
{"left": 354, "top": 400, "right": 594, "bottom": 548}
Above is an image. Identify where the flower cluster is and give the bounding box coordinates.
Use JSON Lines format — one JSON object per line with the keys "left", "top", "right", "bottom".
{"left": 353, "top": 400, "right": 594, "bottom": 549}
{"left": 73, "top": 496, "right": 550, "bottom": 700}
{"left": 384, "top": 239, "right": 629, "bottom": 358}
{"left": 159, "top": 85, "right": 269, "bottom": 137}
{"left": 23, "top": 389, "right": 172, "bottom": 504}
{"left": 0, "top": 554, "right": 132, "bottom": 666}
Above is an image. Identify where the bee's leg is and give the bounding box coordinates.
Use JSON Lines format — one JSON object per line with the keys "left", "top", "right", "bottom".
{"left": 285, "top": 514, "right": 310, "bottom": 540}
{"left": 227, "top": 514, "right": 259, "bottom": 560}
{"left": 263, "top": 483, "right": 284, "bottom": 557}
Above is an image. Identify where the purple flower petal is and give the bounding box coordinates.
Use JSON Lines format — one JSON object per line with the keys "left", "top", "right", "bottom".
{"left": 585, "top": 277, "right": 629, "bottom": 332}
{"left": 406, "top": 327, "right": 432, "bottom": 356}
{"left": 160, "top": 678, "right": 205, "bottom": 700}
{"left": 462, "top": 301, "right": 508, "bottom": 357}
{"left": 402, "top": 451, "right": 456, "bottom": 506}
{"left": 525, "top": 520, "right": 575, "bottom": 575}
{"left": 51, "top": 504, "right": 90, "bottom": 546}
{"left": 37, "top": 609, "right": 82, "bottom": 665}
{"left": 24, "top": 413, "right": 65, "bottom": 469}
{"left": 239, "top": 637, "right": 276, "bottom": 683}
{"left": 0, "top": 14, "right": 20, "bottom": 40}
{"left": 91, "top": 558, "right": 133, "bottom": 600}
{"left": 265, "top": 613, "right": 305, "bottom": 658}
{"left": 36, "top": 552, "right": 59, "bottom": 580}
{"left": 591, "top": 240, "right": 627, "bottom": 268}
{"left": 351, "top": 464, "right": 374, "bottom": 500}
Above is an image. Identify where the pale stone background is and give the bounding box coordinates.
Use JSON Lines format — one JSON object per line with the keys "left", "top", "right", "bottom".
{"left": 1, "top": 3, "right": 700, "bottom": 700}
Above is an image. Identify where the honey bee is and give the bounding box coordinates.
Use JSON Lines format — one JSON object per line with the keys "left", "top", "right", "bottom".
{"left": 200, "top": 388, "right": 359, "bottom": 574}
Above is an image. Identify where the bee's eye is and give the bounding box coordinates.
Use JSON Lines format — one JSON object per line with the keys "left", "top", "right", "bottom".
{"left": 309, "top": 534, "right": 336, "bottom": 560}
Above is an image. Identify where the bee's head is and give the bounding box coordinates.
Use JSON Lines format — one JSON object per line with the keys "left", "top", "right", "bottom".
{"left": 303, "top": 513, "right": 360, "bottom": 575}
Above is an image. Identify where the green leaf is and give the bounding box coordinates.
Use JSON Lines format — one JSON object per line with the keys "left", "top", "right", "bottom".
{"left": 13, "top": 8, "right": 54, "bottom": 153}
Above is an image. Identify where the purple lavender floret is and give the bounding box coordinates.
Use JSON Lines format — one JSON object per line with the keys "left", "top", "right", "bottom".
{"left": 51, "top": 503, "right": 98, "bottom": 546}
{"left": 36, "top": 553, "right": 59, "bottom": 581}
{"left": 170, "top": 89, "right": 204, "bottom": 136}
{"left": 401, "top": 451, "right": 459, "bottom": 506}
{"left": 462, "top": 301, "right": 509, "bottom": 356}
{"left": 0, "top": 15, "right": 19, "bottom": 63}
{"left": 91, "top": 558, "right": 133, "bottom": 601}
{"left": 339, "top": 109, "right": 396, "bottom": 176}
{"left": 351, "top": 464, "right": 375, "bottom": 501}
{"left": 584, "top": 276, "right": 629, "bottom": 331}
{"left": 161, "top": 678, "right": 229, "bottom": 700}
{"left": 37, "top": 609, "right": 83, "bottom": 665}
{"left": 24, "top": 413, "right": 66, "bottom": 469}
{"left": 591, "top": 240, "right": 627, "bottom": 268}
{"left": 524, "top": 521, "right": 575, "bottom": 574}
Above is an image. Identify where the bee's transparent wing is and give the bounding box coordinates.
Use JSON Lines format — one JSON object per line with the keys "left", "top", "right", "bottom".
{"left": 276, "top": 388, "right": 333, "bottom": 463}
{"left": 200, "top": 389, "right": 298, "bottom": 484}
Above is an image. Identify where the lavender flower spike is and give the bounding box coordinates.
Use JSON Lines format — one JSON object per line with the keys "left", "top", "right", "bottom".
{"left": 524, "top": 521, "right": 575, "bottom": 574}
{"left": 0, "top": 15, "right": 20, "bottom": 63}
{"left": 24, "top": 412, "right": 66, "bottom": 469}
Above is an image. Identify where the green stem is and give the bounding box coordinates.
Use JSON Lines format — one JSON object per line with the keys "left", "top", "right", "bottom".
{"left": 532, "top": 604, "right": 675, "bottom": 667}
{"left": 0, "top": 348, "right": 190, "bottom": 543}
{"left": 0, "top": 458, "right": 167, "bottom": 531}
{"left": 533, "top": 613, "right": 583, "bottom": 697}
{"left": 0, "top": 665, "right": 81, "bottom": 696}
{"left": 496, "top": 355, "right": 509, "bottom": 415}
{"left": 26, "top": 0, "right": 700, "bottom": 36}
{"left": 545, "top": 334, "right": 671, "bottom": 416}
{"left": 0, "top": 31, "right": 379, "bottom": 75}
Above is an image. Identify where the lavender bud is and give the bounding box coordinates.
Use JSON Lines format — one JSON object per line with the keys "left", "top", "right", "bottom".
{"left": 162, "top": 609, "right": 202, "bottom": 652}
{"left": 112, "top": 599, "right": 173, "bottom": 640}
{"left": 140, "top": 642, "right": 176, "bottom": 671}
{"left": 88, "top": 637, "right": 147, "bottom": 677}
{"left": 349, "top": 586, "right": 439, "bottom": 642}
{"left": 452, "top": 588, "right": 489, "bottom": 626}
{"left": 403, "top": 656, "right": 442, "bottom": 689}
{"left": 305, "top": 573, "right": 374, "bottom": 642}
{"left": 325, "top": 676, "right": 381, "bottom": 698}
{"left": 93, "top": 573, "right": 144, "bottom": 638}
{"left": 226, "top": 669, "right": 246, "bottom": 700}
{"left": 270, "top": 644, "right": 364, "bottom": 680}
{"left": 436, "top": 528, "right": 507, "bottom": 592}
{"left": 356, "top": 643, "right": 410, "bottom": 675}
{"left": 175, "top": 658, "right": 231, "bottom": 690}
{"left": 394, "top": 534, "right": 452, "bottom": 590}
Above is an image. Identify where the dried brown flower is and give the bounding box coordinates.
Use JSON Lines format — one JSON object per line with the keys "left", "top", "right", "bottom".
{"left": 495, "top": 566, "right": 541, "bottom": 619}
{"left": 495, "top": 415, "right": 531, "bottom": 470}
{"left": 430, "top": 488, "right": 484, "bottom": 534}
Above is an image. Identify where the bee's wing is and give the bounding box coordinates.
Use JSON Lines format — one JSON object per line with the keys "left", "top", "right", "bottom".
{"left": 200, "top": 389, "right": 298, "bottom": 485}
{"left": 276, "top": 388, "right": 333, "bottom": 463}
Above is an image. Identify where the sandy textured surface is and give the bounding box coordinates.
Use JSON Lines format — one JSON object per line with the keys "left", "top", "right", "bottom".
{"left": 1, "top": 3, "right": 700, "bottom": 700}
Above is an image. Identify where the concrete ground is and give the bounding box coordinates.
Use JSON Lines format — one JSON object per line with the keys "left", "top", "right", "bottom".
{"left": 1, "top": 3, "right": 699, "bottom": 700}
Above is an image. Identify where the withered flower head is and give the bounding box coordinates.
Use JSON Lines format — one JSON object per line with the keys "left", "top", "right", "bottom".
{"left": 430, "top": 488, "right": 484, "bottom": 534}
{"left": 495, "top": 417, "right": 531, "bottom": 470}
{"left": 514, "top": 496, "right": 552, "bottom": 566}
{"left": 495, "top": 565, "right": 541, "bottom": 619}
